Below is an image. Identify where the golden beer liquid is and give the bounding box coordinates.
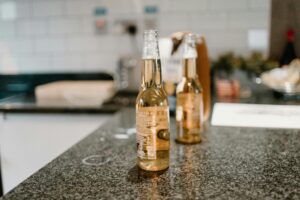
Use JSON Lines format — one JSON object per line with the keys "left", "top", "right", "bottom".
{"left": 176, "top": 58, "right": 203, "bottom": 144}
{"left": 136, "top": 59, "right": 170, "bottom": 171}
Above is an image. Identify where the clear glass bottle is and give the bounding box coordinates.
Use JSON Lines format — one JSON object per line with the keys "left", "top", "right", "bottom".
{"left": 136, "top": 30, "right": 170, "bottom": 171}
{"left": 176, "top": 33, "right": 204, "bottom": 144}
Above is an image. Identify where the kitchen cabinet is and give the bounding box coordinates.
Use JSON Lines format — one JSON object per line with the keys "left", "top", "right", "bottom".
{"left": 0, "top": 113, "right": 111, "bottom": 194}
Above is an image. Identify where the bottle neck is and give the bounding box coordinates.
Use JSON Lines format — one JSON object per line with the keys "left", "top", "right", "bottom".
{"left": 182, "top": 34, "right": 198, "bottom": 79}
{"left": 182, "top": 58, "right": 197, "bottom": 79}
{"left": 141, "top": 30, "right": 161, "bottom": 88}
{"left": 142, "top": 31, "right": 159, "bottom": 60}
{"left": 142, "top": 59, "right": 162, "bottom": 88}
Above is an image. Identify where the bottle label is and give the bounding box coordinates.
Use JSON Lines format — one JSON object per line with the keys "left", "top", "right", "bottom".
{"left": 136, "top": 106, "right": 170, "bottom": 160}
{"left": 176, "top": 93, "right": 203, "bottom": 131}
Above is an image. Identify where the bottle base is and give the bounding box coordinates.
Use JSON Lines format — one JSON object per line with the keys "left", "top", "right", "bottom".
{"left": 175, "top": 135, "right": 201, "bottom": 144}
{"left": 137, "top": 153, "right": 169, "bottom": 172}
{"left": 137, "top": 163, "right": 169, "bottom": 172}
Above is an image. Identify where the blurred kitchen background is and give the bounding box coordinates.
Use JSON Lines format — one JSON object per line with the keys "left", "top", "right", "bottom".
{"left": 0, "top": 0, "right": 299, "bottom": 97}
{"left": 0, "top": 0, "right": 300, "bottom": 195}
{"left": 0, "top": 0, "right": 272, "bottom": 74}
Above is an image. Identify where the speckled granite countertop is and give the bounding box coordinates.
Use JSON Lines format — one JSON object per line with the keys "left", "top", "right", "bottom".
{"left": 1, "top": 108, "right": 300, "bottom": 199}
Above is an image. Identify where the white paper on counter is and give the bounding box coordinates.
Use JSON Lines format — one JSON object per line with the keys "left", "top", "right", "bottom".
{"left": 211, "top": 103, "right": 300, "bottom": 129}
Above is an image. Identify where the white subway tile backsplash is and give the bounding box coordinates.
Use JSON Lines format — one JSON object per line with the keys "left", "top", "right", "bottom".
{"left": 16, "top": 0, "right": 32, "bottom": 18}
{"left": 0, "top": 52, "right": 19, "bottom": 74}
{"left": 142, "top": 0, "right": 169, "bottom": 13}
{"left": 228, "top": 11, "right": 269, "bottom": 29}
{"left": 66, "top": 35, "right": 116, "bottom": 53}
{"left": 16, "top": 19, "right": 48, "bottom": 36}
{"left": 210, "top": 0, "right": 247, "bottom": 11}
{"left": 17, "top": 54, "right": 51, "bottom": 72}
{"left": 159, "top": 13, "right": 189, "bottom": 32}
{"left": 115, "top": 35, "right": 134, "bottom": 55}
{"left": 33, "top": 0, "right": 64, "bottom": 17}
{"left": 189, "top": 13, "right": 228, "bottom": 30}
{"left": 35, "top": 37, "right": 65, "bottom": 53}
{"left": 0, "top": 0, "right": 271, "bottom": 73}
{"left": 82, "top": 54, "right": 117, "bottom": 73}
{"left": 66, "top": 36, "right": 99, "bottom": 52}
{"left": 49, "top": 18, "right": 81, "bottom": 35}
{"left": 2, "top": 38, "right": 34, "bottom": 54}
{"left": 0, "top": 21, "right": 15, "bottom": 37}
{"left": 0, "top": 1, "right": 17, "bottom": 21}
{"left": 248, "top": 0, "right": 271, "bottom": 10}
{"left": 66, "top": 0, "right": 95, "bottom": 16}
{"left": 97, "top": 35, "right": 117, "bottom": 53}
{"left": 99, "top": 0, "right": 136, "bottom": 14}
{"left": 81, "top": 17, "right": 96, "bottom": 34}
{"left": 51, "top": 54, "right": 82, "bottom": 71}
{"left": 169, "top": 0, "right": 208, "bottom": 12}
{"left": 209, "top": 47, "right": 249, "bottom": 58}
{"left": 205, "top": 29, "right": 248, "bottom": 50}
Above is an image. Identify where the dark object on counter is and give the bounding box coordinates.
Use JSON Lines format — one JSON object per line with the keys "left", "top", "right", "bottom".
{"left": 269, "top": 0, "right": 300, "bottom": 60}
{"left": 272, "top": 90, "right": 300, "bottom": 101}
{"left": 280, "top": 28, "right": 297, "bottom": 66}
{"left": 0, "top": 73, "right": 114, "bottom": 99}
{"left": 126, "top": 24, "right": 137, "bottom": 36}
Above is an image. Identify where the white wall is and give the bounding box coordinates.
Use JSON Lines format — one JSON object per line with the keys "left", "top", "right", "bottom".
{"left": 0, "top": 0, "right": 270, "bottom": 74}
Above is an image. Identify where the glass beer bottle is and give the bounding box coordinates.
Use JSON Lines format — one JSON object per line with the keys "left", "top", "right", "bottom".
{"left": 176, "top": 33, "right": 204, "bottom": 144}
{"left": 136, "top": 30, "right": 170, "bottom": 171}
